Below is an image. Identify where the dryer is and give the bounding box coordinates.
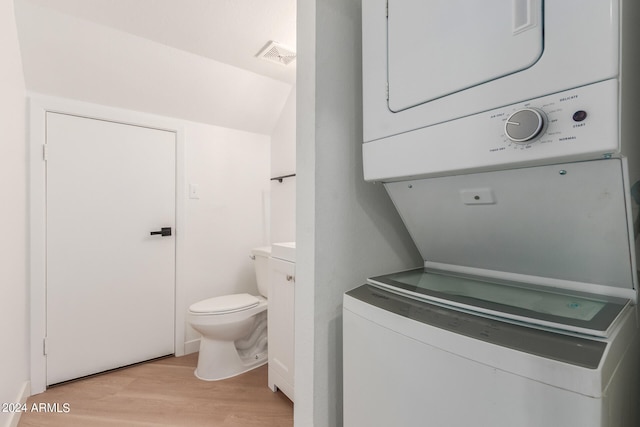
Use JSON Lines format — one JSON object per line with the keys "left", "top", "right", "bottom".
{"left": 362, "top": 0, "right": 640, "bottom": 182}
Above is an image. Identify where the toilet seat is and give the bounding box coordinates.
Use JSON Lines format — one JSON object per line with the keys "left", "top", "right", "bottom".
{"left": 189, "top": 293, "right": 259, "bottom": 315}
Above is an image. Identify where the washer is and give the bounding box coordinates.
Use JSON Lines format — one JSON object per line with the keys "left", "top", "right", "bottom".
{"left": 344, "top": 284, "right": 638, "bottom": 427}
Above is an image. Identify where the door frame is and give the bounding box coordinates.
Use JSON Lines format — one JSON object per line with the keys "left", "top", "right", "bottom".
{"left": 28, "top": 94, "right": 187, "bottom": 394}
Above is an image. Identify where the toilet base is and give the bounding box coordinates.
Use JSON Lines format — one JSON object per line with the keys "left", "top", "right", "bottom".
{"left": 194, "top": 344, "right": 268, "bottom": 381}
{"left": 193, "top": 320, "right": 268, "bottom": 381}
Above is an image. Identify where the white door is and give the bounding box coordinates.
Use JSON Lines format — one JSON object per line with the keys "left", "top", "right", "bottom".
{"left": 387, "top": 0, "right": 543, "bottom": 111}
{"left": 45, "top": 112, "right": 176, "bottom": 385}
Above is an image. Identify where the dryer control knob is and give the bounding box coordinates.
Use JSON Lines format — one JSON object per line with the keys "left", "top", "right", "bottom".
{"left": 504, "top": 108, "right": 546, "bottom": 143}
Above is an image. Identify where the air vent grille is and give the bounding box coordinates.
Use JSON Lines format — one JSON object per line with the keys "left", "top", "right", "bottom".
{"left": 256, "top": 41, "right": 296, "bottom": 66}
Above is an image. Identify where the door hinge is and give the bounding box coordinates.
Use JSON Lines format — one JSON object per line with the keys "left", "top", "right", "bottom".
{"left": 43, "top": 337, "right": 47, "bottom": 355}
{"left": 386, "top": 82, "right": 389, "bottom": 101}
{"left": 386, "top": 0, "right": 389, "bottom": 18}
{"left": 43, "top": 144, "right": 48, "bottom": 161}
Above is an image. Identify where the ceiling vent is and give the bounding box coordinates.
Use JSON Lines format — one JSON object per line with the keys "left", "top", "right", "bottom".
{"left": 256, "top": 41, "right": 296, "bottom": 66}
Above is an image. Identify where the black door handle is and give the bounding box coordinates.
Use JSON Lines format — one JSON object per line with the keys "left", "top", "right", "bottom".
{"left": 150, "top": 227, "right": 172, "bottom": 237}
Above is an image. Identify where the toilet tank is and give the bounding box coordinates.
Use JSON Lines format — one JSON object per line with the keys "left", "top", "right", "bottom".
{"left": 251, "top": 246, "right": 271, "bottom": 298}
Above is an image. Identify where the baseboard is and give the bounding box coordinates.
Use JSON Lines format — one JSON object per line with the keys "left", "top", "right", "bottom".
{"left": 269, "top": 366, "right": 294, "bottom": 403}
{"left": 6, "top": 381, "right": 30, "bottom": 427}
{"left": 184, "top": 338, "right": 200, "bottom": 355}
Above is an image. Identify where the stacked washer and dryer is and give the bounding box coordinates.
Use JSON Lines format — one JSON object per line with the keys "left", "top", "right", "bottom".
{"left": 344, "top": 1, "right": 640, "bottom": 426}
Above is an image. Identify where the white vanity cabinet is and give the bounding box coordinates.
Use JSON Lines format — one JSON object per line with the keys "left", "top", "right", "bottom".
{"left": 268, "top": 243, "right": 295, "bottom": 401}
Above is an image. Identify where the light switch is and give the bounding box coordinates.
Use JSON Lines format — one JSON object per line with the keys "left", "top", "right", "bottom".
{"left": 189, "top": 184, "right": 200, "bottom": 199}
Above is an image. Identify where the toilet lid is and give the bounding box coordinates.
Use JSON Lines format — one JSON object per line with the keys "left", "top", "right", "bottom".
{"left": 189, "top": 293, "right": 260, "bottom": 314}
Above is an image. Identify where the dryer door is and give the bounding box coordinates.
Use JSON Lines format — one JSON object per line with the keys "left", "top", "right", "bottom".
{"left": 388, "top": 0, "right": 544, "bottom": 112}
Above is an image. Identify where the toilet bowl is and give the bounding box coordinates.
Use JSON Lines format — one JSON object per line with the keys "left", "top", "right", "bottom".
{"left": 187, "top": 246, "right": 271, "bottom": 381}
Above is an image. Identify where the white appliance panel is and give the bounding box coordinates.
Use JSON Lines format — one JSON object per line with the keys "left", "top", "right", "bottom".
{"left": 363, "top": 0, "right": 618, "bottom": 144}
{"left": 384, "top": 160, "right": 635, "bottom": 290}
{"left": 364, "top": 80, "right": 618, "bottom": 182}
{"left": 388, "top": 0, "right": 543, "bottom": 112}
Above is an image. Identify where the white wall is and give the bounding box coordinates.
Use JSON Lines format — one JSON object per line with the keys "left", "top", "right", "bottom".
{"left": 0, "top": 0, "right": 29, "bottom": 426}
{"left": 183, "top": 121, "right": 271, "bottom": 346}
{"left": 270, "top": 86, "right": 297, "bottom": 243}
{"left": 295, "top": 0, "right": 422, "bottom": 425}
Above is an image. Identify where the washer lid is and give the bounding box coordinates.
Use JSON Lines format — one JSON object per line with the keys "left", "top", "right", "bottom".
{"left": 367, "top": 268, "right": 631, "bottom": 338}
{"left": 189, "top": 293, "right": 259, "bottom": 314}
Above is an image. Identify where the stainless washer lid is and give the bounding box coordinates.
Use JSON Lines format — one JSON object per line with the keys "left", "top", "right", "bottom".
{"left": 189, "top": 293, "right": 259, "bottom": 314}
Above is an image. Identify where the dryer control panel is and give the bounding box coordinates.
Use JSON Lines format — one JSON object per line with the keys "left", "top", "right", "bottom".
{"left": 490, "top": 85, "right": 611, "bottom": 153}
{"left": 363, "top": 80, "right": 619, "bottom": 182}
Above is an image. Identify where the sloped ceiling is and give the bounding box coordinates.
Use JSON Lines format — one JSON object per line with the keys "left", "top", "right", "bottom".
{"left": 14, "top": 0, "right": 296, "bottom": 135}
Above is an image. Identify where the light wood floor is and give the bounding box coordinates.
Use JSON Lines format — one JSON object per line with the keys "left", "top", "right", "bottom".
{"left": 18, "top": 353, "right": 293, "bottom": 427}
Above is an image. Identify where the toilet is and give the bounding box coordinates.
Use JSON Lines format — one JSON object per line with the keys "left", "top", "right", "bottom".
{"left": 187, "top": 246, "right": 271, "bottom": 381}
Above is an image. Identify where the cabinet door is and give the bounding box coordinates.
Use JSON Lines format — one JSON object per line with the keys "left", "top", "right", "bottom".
{"left": 268, "top": 257, "right": 295, "bottom": 401}
{"left": 387, "top": 0, "right": 543, "bottom": 111}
